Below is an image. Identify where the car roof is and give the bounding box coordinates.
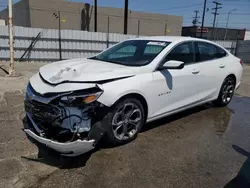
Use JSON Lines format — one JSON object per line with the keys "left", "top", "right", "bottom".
{"left": 128, "top": 36, "right": 211, "bottom": 43}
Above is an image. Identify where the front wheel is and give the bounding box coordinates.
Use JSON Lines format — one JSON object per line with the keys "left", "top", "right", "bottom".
{"left": 102, "top": 98, "right": 145, "bottom": 146}
{"left": 213, "top": 76, "right": 236, "bottom": 107}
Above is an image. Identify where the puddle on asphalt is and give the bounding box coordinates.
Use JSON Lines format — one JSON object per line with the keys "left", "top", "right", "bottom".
{"left": 144, "top": 95, "right": 250, "bottom": 150}
{"left": 212, "top": 96, "right": 250, "bottom": 149}
{"left": 212, "top": 107, "right": 233, "bottom": 137}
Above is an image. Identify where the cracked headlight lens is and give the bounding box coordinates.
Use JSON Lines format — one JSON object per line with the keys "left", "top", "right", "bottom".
{"left": 61, "top": 91, "right": 103, "bottom": 104}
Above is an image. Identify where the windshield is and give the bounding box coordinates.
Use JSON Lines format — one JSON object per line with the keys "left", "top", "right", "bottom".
{"left": 89, "top": 40, "right": 171, "bottom": 66}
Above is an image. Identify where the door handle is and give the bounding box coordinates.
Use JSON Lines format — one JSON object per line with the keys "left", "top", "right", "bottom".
{"left": 219, "top": 64, "right": 225, "bottom": 68}
{"left": 192, "top": 69, "right": 200, "bottom": 74}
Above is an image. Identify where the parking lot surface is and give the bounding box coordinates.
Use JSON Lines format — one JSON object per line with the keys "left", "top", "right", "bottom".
{"left": 0, "top": 62, "right": 250, "bottom": 188}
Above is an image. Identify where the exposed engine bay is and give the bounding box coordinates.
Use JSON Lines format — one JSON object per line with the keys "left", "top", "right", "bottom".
{"left": 23, "top": 83, "right": 108, "bottom": 156}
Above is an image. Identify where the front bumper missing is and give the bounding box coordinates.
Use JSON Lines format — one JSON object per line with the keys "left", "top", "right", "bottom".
{"left": 23, "top": 113, "right": 95, "bottom": 156}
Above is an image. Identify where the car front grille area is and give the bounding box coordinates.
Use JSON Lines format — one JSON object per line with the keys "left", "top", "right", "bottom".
{"left": 24, "top": 83, "right": 108, "bottom": 143}
{"left": 25, "top": 100, "right": 59, "bottom": 125}
{"left": 25, "top": 98, "right": 84, "bottom": 143}
{"left": 24, "top": 97, "right": 93, "bottom": 143}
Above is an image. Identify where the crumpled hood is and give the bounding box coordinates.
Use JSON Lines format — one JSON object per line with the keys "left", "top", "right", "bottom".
{"left": 39, "top": 58, "right": 141, "bottom": 85}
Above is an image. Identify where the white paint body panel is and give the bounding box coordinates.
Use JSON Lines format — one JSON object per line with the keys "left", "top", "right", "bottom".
{"left": 29, "top": 36, "right": 243, "bottom": 122}
{"left": 39, "top": 58, "right": 141, "bottom": 84}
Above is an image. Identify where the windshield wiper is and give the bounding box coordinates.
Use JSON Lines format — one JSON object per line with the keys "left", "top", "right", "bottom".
{"left": 88, "top": 56, "right": 122, "bottom": 65}
{"left": 89, "top": 56, "right": 98, "bottom": 60}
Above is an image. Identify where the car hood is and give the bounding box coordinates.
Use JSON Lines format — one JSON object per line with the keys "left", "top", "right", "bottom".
{"left": 39, "top": 58, "right": 141, "bottom": 85}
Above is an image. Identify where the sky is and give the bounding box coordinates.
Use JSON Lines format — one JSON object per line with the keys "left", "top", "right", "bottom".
{"left": 0, "top": 0, "right": 250, "bottom": 30}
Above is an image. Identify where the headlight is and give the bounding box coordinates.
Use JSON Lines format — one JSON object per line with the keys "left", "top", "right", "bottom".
{"left": 61, "top": 91, "right": 103, "bottom": 104}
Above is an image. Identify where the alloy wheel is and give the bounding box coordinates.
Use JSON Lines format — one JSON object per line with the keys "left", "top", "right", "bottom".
{"left": 221, "top": 79, "right": 235, "bottom": 104}
{"left": 112, "top": 103, "right": 142, "bottom": 141}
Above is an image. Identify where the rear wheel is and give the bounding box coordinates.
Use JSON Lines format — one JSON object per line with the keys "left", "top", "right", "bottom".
{"left": 213, "top": 76, "right": 235, "bottom": 107}
{"left": 103, "top": 98, "right": 145, "bottom": 146}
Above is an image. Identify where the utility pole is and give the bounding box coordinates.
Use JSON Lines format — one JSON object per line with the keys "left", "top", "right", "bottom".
{"left": 211, "top": 1, "right": 222, "bottom": 40}
{"left": 215, "top": 18, "right": 219, "bottom": 40}
{"left": 164, "top": 23, "right": 167, "bottom": 35}
{"left": 106, "top": 17, "right": 110, "bottom": 48}
{"left": 58, "top": 11, "right": 62, "bottom": 60}
{"left": 94, "top": 0, "right": 97, "bottom": 32}
{"left": 192, "top": 10, "right": 200, "bottom": 27}
{"left": 53, "top": 12, "right": 62, "bottom": 60}
{"left": 224, "top": 9, "right": 236, "bottom": 40}
{"left": 8, "top": 0, "right": 15, "bottom": 75}
{"left": 124, "top": 0, "right": 128, "bottom": 34}
{"left": 200, "top": 0, "right": 207, "bottom": 38}
{"left": 137, "top": 20, "right": 140, "bottom": 37}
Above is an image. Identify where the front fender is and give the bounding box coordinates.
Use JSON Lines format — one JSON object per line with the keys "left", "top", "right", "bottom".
{"left": 97, "top": 75, "right": 151, "bottom": 113}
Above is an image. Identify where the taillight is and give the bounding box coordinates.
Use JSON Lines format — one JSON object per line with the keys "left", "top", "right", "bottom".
{"left": 240, "top": 60, "right": 243, "bottom": 66}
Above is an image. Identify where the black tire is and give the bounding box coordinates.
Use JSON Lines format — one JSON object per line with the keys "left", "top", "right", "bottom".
{"left": 102, "top": 97, "right": 145, "bottom": 146}
{"left": 213, "top": 76, "right": 236, "bottom": 107}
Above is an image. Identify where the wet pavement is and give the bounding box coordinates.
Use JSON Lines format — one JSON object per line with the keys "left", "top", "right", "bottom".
{"left": 0, "top": 91, "right": 250, "bottom": 188}
{"left": 0, "top": 63, "right": 250, "bottom": 188}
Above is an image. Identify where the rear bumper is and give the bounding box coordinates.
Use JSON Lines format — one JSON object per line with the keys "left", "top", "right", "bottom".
{"left": 23, "top": 113, "right": 95, "bottom": 156}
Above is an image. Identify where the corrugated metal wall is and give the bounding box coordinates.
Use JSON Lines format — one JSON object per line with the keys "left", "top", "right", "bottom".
{"left": 0, "top": 26, "right": 237, "bottom": 62}
{"left": 236, "top": 41, "right": 250, "bottom": 64}
{"left": 0, "top": 26, "right": 138, "bottom": 61}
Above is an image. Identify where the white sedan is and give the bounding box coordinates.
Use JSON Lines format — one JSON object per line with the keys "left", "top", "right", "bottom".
{"left": 23, "top": 36, "right": 243, "bottom": 156}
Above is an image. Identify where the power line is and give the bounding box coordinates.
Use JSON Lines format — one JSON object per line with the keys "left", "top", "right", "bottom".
{"left": 219, "top": 0, "right": 250, "bottom": 2}
{"left": 135, "top": 3, "right": 203, "bottom": 13}
{"left": 220, "top": 12, "right": 250, "bottom": 15}
{"left": 210, "top": 22, "right": 250, "bottom": 24}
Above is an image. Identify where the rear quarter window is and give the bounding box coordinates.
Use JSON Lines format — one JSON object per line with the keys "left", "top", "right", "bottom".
{"left": 216, "top": 46, "right": 228, "bottom": 58}
{"left": 196, "top": 42, "right": 218, "bottom": 62}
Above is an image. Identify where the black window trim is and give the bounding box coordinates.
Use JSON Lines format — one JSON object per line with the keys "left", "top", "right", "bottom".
{"left": 155, "top": 40, "right": 229, "bottom": 71}
{"left": 215, "top": 45, "right": 228, "bottom": 59}
{"left": 155, "top": 40, "right": 196, "bottom": 70}
{"left": 194, "top": 41, "right": 229, "bottom": 63}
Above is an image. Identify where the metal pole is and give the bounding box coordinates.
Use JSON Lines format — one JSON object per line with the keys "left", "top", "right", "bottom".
{"left": 164, "top": 23, "right": 167, "bottom": 35}
{"left": 137, "top": 20, "right": 140, "bottom": 37}
{"left": 215, "top": 18, "right": 219, "bottom": 40}
{"left": 193, "top": 10, "right": 199, "bottom": 27}
{"left": 8, "top": 0, "right": 15, "bottom": 75}
{"left": 224, "top": 9, "right": 236, "bottom": 40}
{"left": 106, "top": 17, "right": 109, "bottom": 48}
{"left": 200, "top": 0, "right": 207, "bottom": 38}
{"left": 107, "top": 17, "right": 110, "bottom": 34}
{"left": 58, "top": 11, "right": 62, "bottom": 60}
{"left": 212, "top": 7, "right": 217, "bottom": 40}
{"left": 94, "top": 0, "right": 97, "bottom": 32}
{"left": 124, "top": 0, "right": 128, "bottom": 34}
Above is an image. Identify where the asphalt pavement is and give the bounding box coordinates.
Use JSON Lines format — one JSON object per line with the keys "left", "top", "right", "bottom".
{"left": 0, "top": 62, "right": 250, "bottom": 188}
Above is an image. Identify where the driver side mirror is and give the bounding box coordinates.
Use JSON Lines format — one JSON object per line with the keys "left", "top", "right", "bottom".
{"left": 161, "top": 60, "right": 184, "bottom": 70}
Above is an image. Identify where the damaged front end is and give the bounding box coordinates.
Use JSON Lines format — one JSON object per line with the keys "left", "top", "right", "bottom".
{"left": 23, "top": 83, "right": 108, "bottom": 156}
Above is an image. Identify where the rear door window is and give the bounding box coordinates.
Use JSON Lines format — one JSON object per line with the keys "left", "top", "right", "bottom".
{"left": 196, "top": 42, "right": 218, "bottom": 62}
